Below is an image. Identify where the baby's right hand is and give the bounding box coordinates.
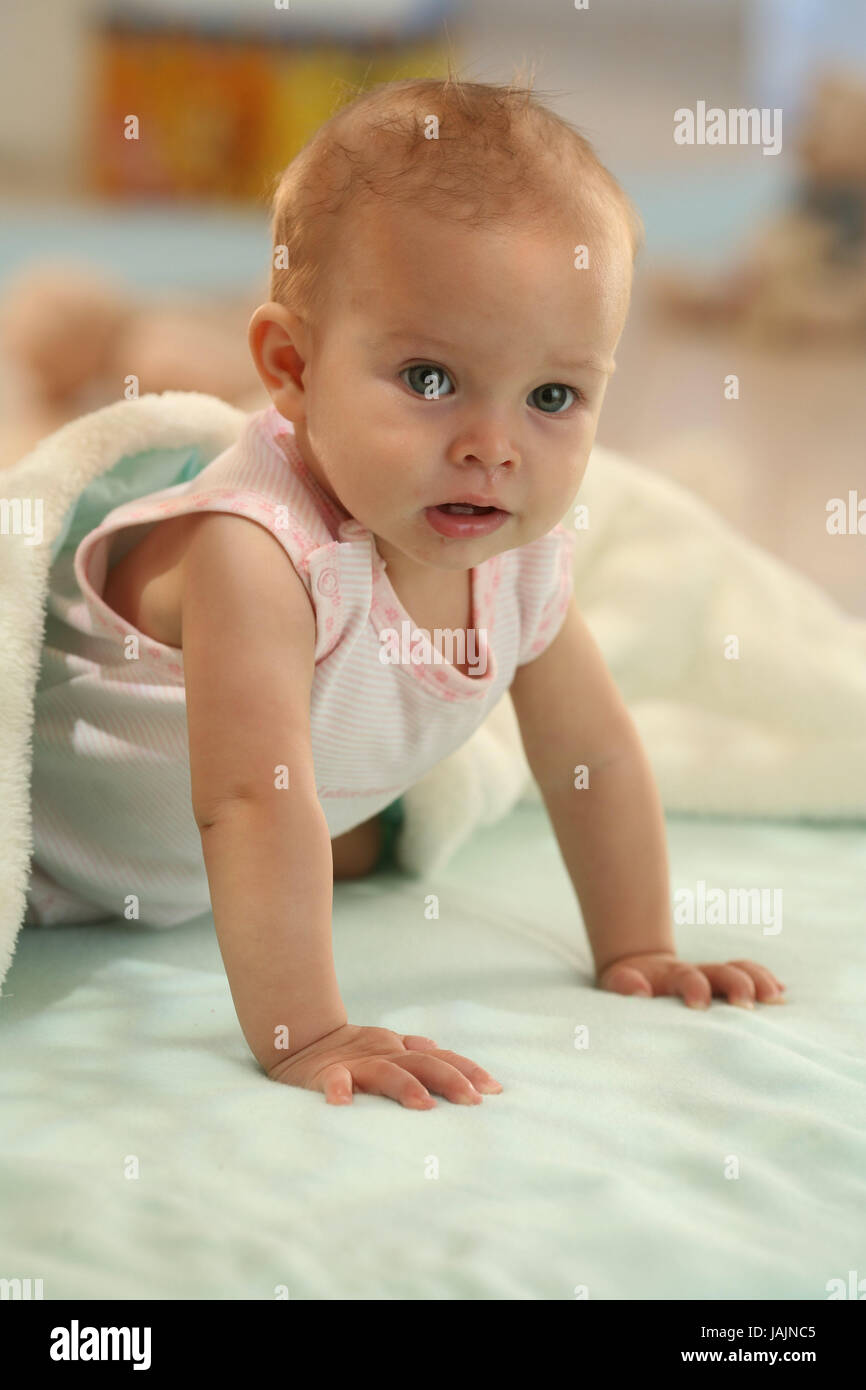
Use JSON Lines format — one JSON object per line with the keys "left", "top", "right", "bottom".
{"left": 267, "top": 1023, "right": 503, "bottom": 1108}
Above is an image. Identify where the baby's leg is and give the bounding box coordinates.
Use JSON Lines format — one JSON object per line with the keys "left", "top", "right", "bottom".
{"left": 333, "top": 799, "right": 406, "bottom": 879}
{"left": 331, "top": 817, "right": 384, "bottom": 880}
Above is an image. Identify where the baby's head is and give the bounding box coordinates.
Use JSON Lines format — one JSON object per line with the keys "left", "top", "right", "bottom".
{"left": 249, "top": 75, "right": 643, "bottom": 575}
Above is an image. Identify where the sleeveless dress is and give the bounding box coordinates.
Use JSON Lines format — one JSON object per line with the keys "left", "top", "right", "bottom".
{"left": 26, "top": 403, "right": 577, "bottom": 927}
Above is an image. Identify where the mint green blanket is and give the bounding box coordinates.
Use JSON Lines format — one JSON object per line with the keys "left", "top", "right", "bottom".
{"left": 2, "top": 803, "right": 863, "bottom": 1300}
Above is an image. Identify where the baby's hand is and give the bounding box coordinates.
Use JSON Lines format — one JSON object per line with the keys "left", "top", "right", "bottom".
{"left": 597, "top": 951, "right": 786, "bottom": 1009}
{"left": 267, "top": 1023, "right": 503, "bottom": 1108}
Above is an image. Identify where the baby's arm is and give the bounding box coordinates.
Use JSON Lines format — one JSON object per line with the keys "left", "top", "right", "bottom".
{"left": 181, "top": 513, "right": 502, "bottom": 1103}
{"left": 509, "top": 597, "right": 786, "bottom": 1008}
{"left": 182, "top": 512, "right": 344, "bottom": 1061}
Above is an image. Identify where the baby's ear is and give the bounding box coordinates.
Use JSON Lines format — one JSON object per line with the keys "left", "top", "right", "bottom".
{"left": 247, "top": 305, "right": 309, "bottom": 415}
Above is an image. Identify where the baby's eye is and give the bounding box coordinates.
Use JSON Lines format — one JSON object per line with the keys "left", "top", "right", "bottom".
{"left": 401, "top": 364, "right": 454, "bottom": 398}
{"left": 529, "top": 383, "right": 579, "bottom": 414}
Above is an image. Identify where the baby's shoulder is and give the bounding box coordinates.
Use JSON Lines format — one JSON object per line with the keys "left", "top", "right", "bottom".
{"left": 102, "top": 512, "right": 204, "bottom": 650}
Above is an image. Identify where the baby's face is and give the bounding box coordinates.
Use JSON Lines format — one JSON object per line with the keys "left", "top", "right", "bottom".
{"left": 268, "top": 200, "right": 632, "bottom": 575}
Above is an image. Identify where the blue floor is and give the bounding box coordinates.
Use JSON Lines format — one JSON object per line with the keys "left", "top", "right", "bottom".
{"left": 0, "top": 166, "right": 794, "bottom": 294}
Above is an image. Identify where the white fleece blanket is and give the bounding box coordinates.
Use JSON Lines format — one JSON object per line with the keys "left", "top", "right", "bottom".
{"left": 2, "top": 391, "right": 864, "bottom": 992}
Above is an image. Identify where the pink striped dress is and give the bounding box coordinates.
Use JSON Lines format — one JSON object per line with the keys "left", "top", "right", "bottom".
{"left": 26, "top": 403, "right": 577, "bottom": 928}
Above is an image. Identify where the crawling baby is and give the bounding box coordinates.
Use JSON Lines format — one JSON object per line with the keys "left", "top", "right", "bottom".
{"left": 27, "top": 76, "right": 786, "bottom": 1109}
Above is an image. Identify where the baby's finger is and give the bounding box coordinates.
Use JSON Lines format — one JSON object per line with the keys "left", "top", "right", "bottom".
{"left": 698, "top": 962, "right": 757, "bottom": 1008}
{"left": 599, "top": 963, "right": 653, "bottom": 997}
{"left": 320, "top": 1063, "right": 355, "bottom": 1105}
{"left": 669, "top": 966, "right": 712, "bottom": 1010}
{"left": 423, "top": 1047, "right": 503, "bottom": 1094}
{"left": 401, "top": 1034, "right": 439, "bottom": 1050}
{"left": 727, "top": 959, "right": 786, "bottom": 1003}
{"left": 352, "top": 1057, "right": 436, "bottom": 1109}
{"left": 397, "top": 1052, "right": 484, "bottom": 1105}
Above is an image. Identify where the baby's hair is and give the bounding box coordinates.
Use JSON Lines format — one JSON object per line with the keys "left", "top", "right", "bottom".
{"left": 267, "top": 63, "right": 644, "bottom": 322}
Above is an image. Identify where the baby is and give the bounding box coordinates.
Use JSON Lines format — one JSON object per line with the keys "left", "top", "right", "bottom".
{"left": 27, "top": 77, "right": 785, "bottom": 1109}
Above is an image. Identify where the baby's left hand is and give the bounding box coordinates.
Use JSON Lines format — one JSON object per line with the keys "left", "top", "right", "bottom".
{"left": 597, "top": 951, "right": 786, "bottom": 1009}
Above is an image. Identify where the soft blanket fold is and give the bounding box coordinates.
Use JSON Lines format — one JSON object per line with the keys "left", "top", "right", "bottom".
{"left": 2, "top": 391, "right": 864, "bottom": 991}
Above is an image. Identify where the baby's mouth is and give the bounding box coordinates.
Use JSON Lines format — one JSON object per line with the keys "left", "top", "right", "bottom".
{"left": 435, "top": 503, "right": 499, "bottom": 515}
{"left": 424, "top": 501, "right": 511, "bottom": 538}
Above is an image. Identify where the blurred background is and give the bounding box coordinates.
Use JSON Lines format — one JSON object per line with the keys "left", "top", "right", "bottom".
{"left": 1, "top": 0, "right": 864, "bottom": 613}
